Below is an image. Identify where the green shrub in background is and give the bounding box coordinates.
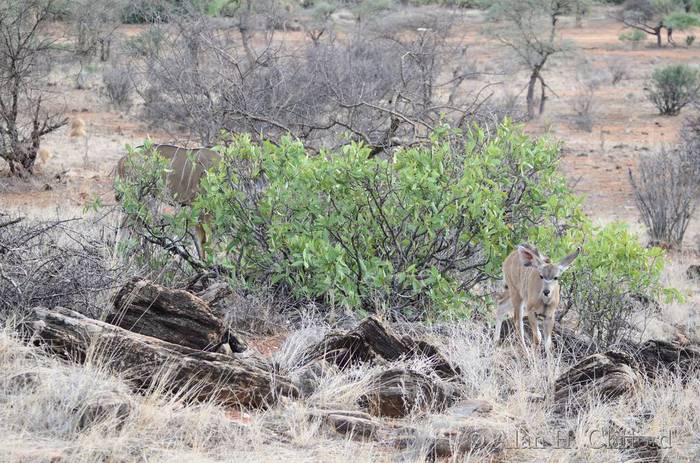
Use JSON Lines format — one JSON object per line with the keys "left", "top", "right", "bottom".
{"left": 121, "top": 0, "right": 172, "bottom": 23}
{"left": 194, "top": 122, "right": 586, "bottom": 319}
{"left": 619, "top": 29, "right": 647, "bottom": 43}
{"left": 647, "top": 64, "right": 700, "bottom": 116}
{"left": 558, "top": 222, "right": 678, "bottom": 346}
{"left": 116, "top": 121, "right": 676, "bottom": 331}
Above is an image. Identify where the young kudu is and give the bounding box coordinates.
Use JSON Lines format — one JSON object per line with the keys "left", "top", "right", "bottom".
{"left": 115, "top": 144, "right": 220, "bottom": 260}
{"left": 495, "top": 244, "right": 580, "bottom": 352}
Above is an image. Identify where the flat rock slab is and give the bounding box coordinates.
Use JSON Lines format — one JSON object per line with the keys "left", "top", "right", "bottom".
{"left": 391, "top": 406, "right": 505, "bottom": 459}
{"left": 309, "top": 409, "right": 380, "bottom": 440}
{"left": 447, "top": 399, "right": 493, "bottom": 418}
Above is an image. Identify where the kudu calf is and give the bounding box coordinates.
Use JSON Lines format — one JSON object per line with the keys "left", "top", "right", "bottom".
{"left": 495, "top": 244, "right": 579, "bottom": 352}
{"left": 115, "top": 144, "right": 220, "bottom": 260}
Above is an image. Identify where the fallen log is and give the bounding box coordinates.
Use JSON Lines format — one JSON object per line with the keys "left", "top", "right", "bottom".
{"left": 553, "top": 351, "right": 640, "bottom": 414}
{"left": 303, "top": 317, "right": 461, "bottom": 380}
{"left": 23, "top": 306, "right": 298, "bottom": 408}
{"left": 109, "top": 278, "right": 246, "bottom": 353}
{"left": 633, "top": 339, "right": 700, "bottom": 380}
{"left": 358, "top": 368, "right": 459, "bottom": 418}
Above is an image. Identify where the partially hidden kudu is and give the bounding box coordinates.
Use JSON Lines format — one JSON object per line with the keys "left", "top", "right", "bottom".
{"left": 495, "top": 243, "right": 580, "bottom": 352}
{"left": 115, "top": 144, "right": 220, "bottom": 261}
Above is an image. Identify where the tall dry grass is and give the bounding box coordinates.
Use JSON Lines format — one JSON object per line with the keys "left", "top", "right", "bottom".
{"left": 2, "top": 311, "right": 699, "bottom": 463}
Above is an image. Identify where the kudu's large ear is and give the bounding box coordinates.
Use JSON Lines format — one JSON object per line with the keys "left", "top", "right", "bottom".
{"left": 558, "top": 247, "right": 581, "bottom": 272}
{"left": 517, "top": 244, "right": 543, "bottom": 268}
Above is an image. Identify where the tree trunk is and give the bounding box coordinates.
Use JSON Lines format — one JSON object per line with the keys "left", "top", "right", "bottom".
{"left": 655, "top": 27, "right": 662, "bottom": 47}
{"left": 99, "top": 37, "right": 111, "bottom": 62}
{"left": 526, "top": 71, "right": 539, "bottom": 120}
{"left": 22, "top": 306, "right": 298, "bottom": 407}
{"left": 538, "top": 76, "right": 547, "bottom": 115}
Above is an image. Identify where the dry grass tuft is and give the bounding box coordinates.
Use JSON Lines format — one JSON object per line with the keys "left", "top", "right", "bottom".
{"left": 2, "top": 313, "right": 700, "bottom": 462}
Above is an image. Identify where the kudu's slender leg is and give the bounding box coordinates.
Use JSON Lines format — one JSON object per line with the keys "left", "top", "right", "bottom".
{"left": 193, "top": 223, "right": 207, "bottom": 261}
{"left": 510, "top": 290, "right": 526, "bottom": 349}
{"left": 111, "top": 210, "right": 127, "bottom": 268}
{"left": 493, "top": 292, "right": 511, "bottom": 344}
{"left": 543, "top": 315, "right": 555, "bottom": 353}
{"left": 527, "top": 309, "right": 540, "bottom": 348}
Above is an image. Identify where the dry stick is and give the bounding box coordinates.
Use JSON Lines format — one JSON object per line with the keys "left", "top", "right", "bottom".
{"left": 0, "top": 217, "right": 23, "bottom": 229}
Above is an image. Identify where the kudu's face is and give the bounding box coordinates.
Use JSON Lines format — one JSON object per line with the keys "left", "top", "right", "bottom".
{"left": 518, "top": 245, "right": 580, "bottom": 305}
{"left": 534, "top": 262, "right": 562, "bottom": 305}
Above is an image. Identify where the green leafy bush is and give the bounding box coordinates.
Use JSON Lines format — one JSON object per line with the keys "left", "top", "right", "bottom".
{"left": 559, "top": 223, "right": 677, "bottom": 347}
{"left": 647, "top": 64, "right": 700, "bottom": 116}
{"left": 663, "top": 11, "right": 700, "bottom": 30}
{"left": 117, "top": 122, "right": 584, "bottom": 318}
{"left": 618, "top": 29, "right": 647, "bottom": 43}
{"left": 116, "top": 122, "right": 675, "bottom": 332}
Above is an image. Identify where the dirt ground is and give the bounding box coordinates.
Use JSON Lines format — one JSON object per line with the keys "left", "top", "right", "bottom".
{"left": 1, "top": 5, "right": 699, "bottom": 338}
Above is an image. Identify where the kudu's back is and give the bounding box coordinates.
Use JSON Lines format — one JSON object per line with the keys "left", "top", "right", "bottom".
{"left": 116, "top": 144, "right": 220, "bottom": 204}
{"left": 502, "top": 249, "right": 543, "bottom": 304}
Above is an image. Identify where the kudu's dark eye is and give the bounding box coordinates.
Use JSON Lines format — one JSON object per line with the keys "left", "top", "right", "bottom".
{"left": 554, "top": 277, "right": 559, "bottom": 281}
{"left": 539, "top": 275, "right": 543, "bottom": 279}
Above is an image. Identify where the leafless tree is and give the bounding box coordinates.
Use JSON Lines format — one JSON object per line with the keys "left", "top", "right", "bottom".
{"left": 606, "top": 58, "right": 629, "bottom": 86}
{"left": 571, "top": 58, "right": 602, "bottom": 131}
{"left": 0, "top": 0, "right": 68, "bottom": 176}
{"left": 572, "top": 0, "right": 591, "bottom": 28}
{"left": 571, "top": 85, "right": 595, "bottom": 132}
{"left": 133, "top": 7, "right": 513, "bottom": 151}
{"left": 486, "top": 0, "right": 572, "bottom": 119}
{"left": 103, "top": 65, "right": 134, "bottom": 108}
{"left": 615, "top": 0, "right": 700, "bottom": 48}
{"left": 70, "top": 0, "right": 124, "bottom": 62}
{"left": 628, "top": 145, "right": 700, "bottom": 248}
{"left": 0, "top": 214, "right": 128, "bottom": 320}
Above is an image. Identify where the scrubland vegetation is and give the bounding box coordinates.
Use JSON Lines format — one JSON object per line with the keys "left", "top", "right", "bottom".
{"left": 2, "top": 0, "right": 700, "bottom": 462}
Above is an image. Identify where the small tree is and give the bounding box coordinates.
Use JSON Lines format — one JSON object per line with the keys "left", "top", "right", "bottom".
{"left": 486, "top": 0, "right": 571, "bottom": 119}
{"left": 69, "top": 0, "right": 124, "bottom": 62}
{"left": 617, "top": 0, "right": 700, "bottom": 47}
{"left": 646, "top": 64, "right": 699, "bottom": 116}
{"left": 0, "top": 0, "right": 68, "bottom": 176}
{"left": 561, "top": 223, "right": 668, "bottom": 347}
{"left": 573, "top": 0, "right": 592, "bottom": 27}
{"left": 628, "top": 146, "right": 700, "bottom": 248}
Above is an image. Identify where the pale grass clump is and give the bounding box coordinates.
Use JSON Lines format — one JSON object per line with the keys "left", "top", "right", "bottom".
{"left": 3, "top": 312, "right": 700, "bottom": 462}
{"left": 0, "top": 325, "right": 384, "bottom": 463}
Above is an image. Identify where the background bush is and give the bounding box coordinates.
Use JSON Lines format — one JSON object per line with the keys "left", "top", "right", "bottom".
{"left": 629, "top": 146, "right": 700, "bottom": 248}
{"left": 103, "top": 66, "right": 134, "bottom": 108}
{"left": 558, "top": 223, "right": 673, "bottom": 347}
{"left": 646, "top": 64, "right": 700, "bottom": 116}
